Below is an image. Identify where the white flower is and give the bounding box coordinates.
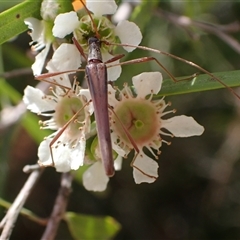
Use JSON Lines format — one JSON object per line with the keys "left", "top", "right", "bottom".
{"left": 24, "top": 0, "right": 67, "bottom": 75}
{"left": 109, "top": 72, "right": 204, "bottom": 184}
{"left": 53, "top": 10, "right": 142, "bottom": 51}
{"left": 52, "top": 0, "right": 142, "bottom": 80}
{"left": 24, "top": 17, "right": 52, "bottom": 76}
{"left": 23, "top": 73, "right": 93, "bottom": 172}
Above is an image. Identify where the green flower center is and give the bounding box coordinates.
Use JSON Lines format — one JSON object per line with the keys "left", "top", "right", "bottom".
{"left": 74, "top": 15, "right": 116, "bottom": 53}
{"left": 54, "top": 96, "right": 86, "bottom": 137}
{"left": 112, "top": 99, "right": 161, "bottom": 147}
{"left": 134, "top": 119, "right": 144, "bottom": 129}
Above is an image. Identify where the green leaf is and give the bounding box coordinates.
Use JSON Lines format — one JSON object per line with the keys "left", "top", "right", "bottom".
{"left": 56, "top": 0, "right": 74, "bottom": 14}
{"left": 0, "top": 0, "right": 42, "bottom": 44}
{"left": 0, "top": 197, "right": 46, "bottom": 225}
{"left": 0, "top": 0, "right": 73, "bottom": 45}
{"left": 65, "top": 212, "right": 121, "bottom": 240}
{"left": 158, "top": 70, "right": 240, "bottom": 97}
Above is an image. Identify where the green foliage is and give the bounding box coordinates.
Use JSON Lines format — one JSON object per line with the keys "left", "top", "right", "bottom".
{"left": 65, "top": 212, "right": 121, "bottom": 240}
{"left": 0, "top": 0, "right": 42, "bottom": 44}
{"left": 0, "top": 0, "right": 73, "bottom": 45}
{"left": 160, "top": 70, "right": 240, "bottom": 96}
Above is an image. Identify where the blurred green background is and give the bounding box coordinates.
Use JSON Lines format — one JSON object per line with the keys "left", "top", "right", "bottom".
{"left": 1, "top": 0, "right": 240, "bottom": 239}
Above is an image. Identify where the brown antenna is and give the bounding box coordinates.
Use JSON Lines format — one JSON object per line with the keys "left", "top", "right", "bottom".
{"left": 79, "top": 0, "right": 101, "bottom": 39}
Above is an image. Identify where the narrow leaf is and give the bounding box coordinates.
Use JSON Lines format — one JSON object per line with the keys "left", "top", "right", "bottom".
{"left": 159, "top": 70, "right": 240, "bottom": 97}
{"left": 0, "top": 0, "right": 42, "bottom": 44}
{"left": 0, "top": 198, "right": 47, "bottom": 225}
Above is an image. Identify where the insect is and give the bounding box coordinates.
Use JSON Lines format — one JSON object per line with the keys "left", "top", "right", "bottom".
{"left": 85, "top": 36, "right": 114, "bottom": 177}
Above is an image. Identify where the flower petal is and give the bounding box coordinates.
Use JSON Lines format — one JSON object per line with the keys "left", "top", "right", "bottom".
{"left": 133, "top": 152, "right": 158, "bottom": 184}
{"left": 162, "top": 115, "right": 205, "bottom": 137}
{"left": 107, "top": 84, "right": 119, "bottom": 107}
{"left": 54, "top": 148, "right": 72, "bottom": 172}
{"left": 82, "top": 161, "right": 109, "bottom": 191}
{"left": 112, "top": 136, "right": 127, "bottom": 157}
{"left": 32, "top": 43, "right": 51, "bottom": 76}
{"left": 132, "top": 72, "right": 162, "bottom": 98}
{"left": 103, "top": 52, "right": 121, "bottom": 81}
{"left": 46, "top": 43, "right": 82, "bottom": 72}
{"left": 114, "top": 155, "right": 122, "bottom": 171}
{"left": 86, "top": 0, "right": 117, "bottom": 17}
{"left": 79, "top": 89, "right": 94, "bottom": 115}
{"left": 24, "top": 18, "right": 44, "bottom": 42}
{"left": 52, "top": 11, "right": 79, "bottom": 38}
{"left": 38, "top": 139, "right": 53, "bottom": 166}
{"left": 114, "top": 20, "right": 142, "bottom": 52}
{"left": 23, "top": 86, "right": 56, "bottom": 113}
{"left": 38, "top": 138, "right": 73, "bottom": 172}
{"left": 70, "top": 140, "right": 86, "bottom": 170}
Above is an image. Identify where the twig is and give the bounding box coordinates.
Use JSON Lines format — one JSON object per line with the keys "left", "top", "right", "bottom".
{"left": 0, "top": 167, "right": 43, "bottom": 240}
{"left": 23, "top": 164, "right": 44, "bottom": 174}
{"left": 0, "top": 102, "right": 27, "bottom": 131}
{"left": 0, "top": 68, "right": 32, "bottom": 79}
{"left": 155, "top": 9, "right": 240, "bottom": 54}
{"left": 41, "top": 172, "right": 73, "bottom": 240}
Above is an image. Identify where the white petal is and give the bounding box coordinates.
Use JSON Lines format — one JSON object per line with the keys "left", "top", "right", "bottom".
{"left": 52, "top": 11, "right": 79, "bottom": 38}
{"left": 107, "top": 84, "right": 118, "bottom": 107}
{"left": 45, "top": 60, "right": 72, "bottom": 89}
{"left": 112, "top": 2, "right": 131, "bottom": 23}
{"left": 70, "top": 140, "right": 86, "bottom": 170}
{"left": 132, "top": 72, "right": 162, "bottom": 98}
{"left": 46, "top": 43, "right": 81, "bottom": 72}
{"left": 79, "top": 89, "right": 94, "bottom": 115}
{"left": 133, "top": 153, "right": 158, "bottom": 184}
{"left": 114, "top": 155, "right": 122, "bottom": 171}
{"left": 103, "top": 52, "right": 121, "bottom": 81}
{"left": 24, "top": 18, "right": 44, "bottom": 42}
{"left": 38, "top": 138, "right": 72, "bottom": 172}
{"left": 23, "top": 86, "right": 56, "bottom": 113}
{"left": 79, "top": 89, "right": 91, "bottom": 102}
{"left": 32, "top": 43, "right": 51, "bottom": 76}
{"left": 56, "top": 74, "right": 72, "bottom": 89}
{"left": 114, "top": 20, "right": 142, "bottom": 52}
{"left": 82, "top": 161, "right": 109, "bottom": 191}
{"left": 38, "top": 139, "right": 52, "bottom": 166}
{"left": 86, "top": 0, "right": 117, "bottom": 17}
{"left": 162, "top": 115, "right": 205, "bottom": 137}
{"left": 112, "top": 136, "right": 127, "bottom": 157}
{"left": 54, "top": 148, "right": 72, "bottom": 172}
